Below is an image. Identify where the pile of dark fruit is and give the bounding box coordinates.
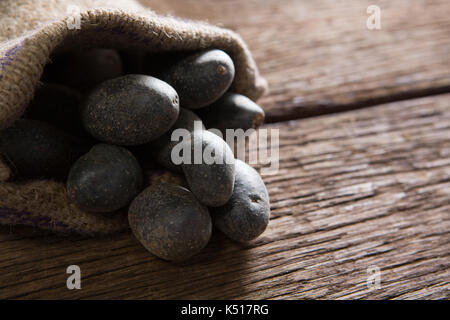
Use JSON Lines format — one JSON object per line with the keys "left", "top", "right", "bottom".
{"left": 0, "top": 48, "right": 270, "bottom": 261}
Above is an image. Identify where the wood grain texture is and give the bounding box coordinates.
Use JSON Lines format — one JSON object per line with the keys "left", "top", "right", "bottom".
{"left": 147, "top": 0, "right": 450, "bottom": 121}
{"left": 0, "top": 94, "right": 449, "bottom": 299}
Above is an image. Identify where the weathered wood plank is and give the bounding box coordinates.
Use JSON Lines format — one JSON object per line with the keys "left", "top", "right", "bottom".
{"left": 0, "top": 94, "right": 449, "bottom": 299}
{"left": 147, "top": 0, "right": 450, "bottom": 121}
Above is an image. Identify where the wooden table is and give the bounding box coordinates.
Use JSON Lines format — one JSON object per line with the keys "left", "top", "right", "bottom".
{"left": 1, "top": 0, "right": 449, "bottom": 299}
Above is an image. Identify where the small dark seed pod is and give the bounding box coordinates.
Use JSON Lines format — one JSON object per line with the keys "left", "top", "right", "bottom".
{"left": 128, "top": 183, "right": 212, "bottom": 261}
{"left": 151, "top": 108, "right": 205, "bottom": 172}
{"left": 181, "top": 130, "right": 235, "bottom": 207}
{"left": 67, "top": 144, "right": 143, "bottom": 213}
{"left": 212, "top": 159, "right": 270, "bottom": 242}
{"left": 196, "top": 93, "right": 265, "bottom": 134}
{"left": 81, "top": 75, "right": 179, "bottom": 146}
{"left": 43, "top": 48, "right": 123, "bottom": 91}
{"left": 161, "top": 49, "right": 235, "bottom": 109}
{"left": 25, "top": 83, "right": 85, "bottom": 137}
{"left": 0, "top": 119, "right": 79, "bottom": 180}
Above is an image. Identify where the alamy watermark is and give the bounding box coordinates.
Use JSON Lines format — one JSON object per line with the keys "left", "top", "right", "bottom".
{"left": 366, "top": 5, "right": 381, "bottom": 30}
{"left": 66, "top": 5, "right": 81, "bottom": 30}
{"left": 170, "top": 121, "right": 280, "bottom": 175}
{"left": 66, "top": 265, "right": 81, "bottom": 290}
{"left": 367, "top": 265, "right": 381, "bottom": 291}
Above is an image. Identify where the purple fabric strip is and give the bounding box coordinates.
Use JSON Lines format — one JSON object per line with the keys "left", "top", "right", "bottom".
{"left": 0, "top": 41, "right": 24, "bottom": 81}
{"left": 0, "top": 206, "right": 86, "bottom": 234}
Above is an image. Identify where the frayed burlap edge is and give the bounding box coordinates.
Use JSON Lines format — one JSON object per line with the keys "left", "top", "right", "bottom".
{"left": 0, "top": 8, "right": 267, "bottom": 127}
{"left": 0, "top": 180, "right": 129, "bottom": 235}
{"left": 0, "top": 8, "right": 268, "bottom": 235}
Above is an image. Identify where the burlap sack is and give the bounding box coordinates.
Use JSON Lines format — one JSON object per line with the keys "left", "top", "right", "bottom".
{"left": 0, "top": 0, "right": 267, "bottom": 235}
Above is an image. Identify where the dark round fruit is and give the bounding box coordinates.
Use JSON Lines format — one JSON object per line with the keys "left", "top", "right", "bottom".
{"left": 196, "top": 93, "right": 265, "bottom": 134}
{"left": 212, "top": 159, "right": 270, "bottom": 242}
{"left": 25, "top": 83, "right": 85, "bottom": 137}
{"left": 81, "top": 75, "right": 179, "bottom": 146}
{"left": 0, "top": 119, "right": 79, "bottom": 180}
{"left": 67, "top": 144, "right": 143, "bottom": 213}
{"left": 143, "top": 51, "right": 188, "bottom": 78}
{"left": 151, "top": 108, "right": 205, "bottom": 172}
{"left": 181, "top": 130, "right": 235, "bottom": 207}
{"left": 161, "top": 49, "right": 235, "bottom": 109}
{"left": 43, "top": 48, "right": 123, "bottom": 91}
{"left": 128, "top": 183, "right": 212, "bottom": 261}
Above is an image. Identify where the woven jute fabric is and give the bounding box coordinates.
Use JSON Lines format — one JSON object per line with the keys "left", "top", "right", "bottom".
{"left": 0, "top": 0, "right": 267, "bottom": 235}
